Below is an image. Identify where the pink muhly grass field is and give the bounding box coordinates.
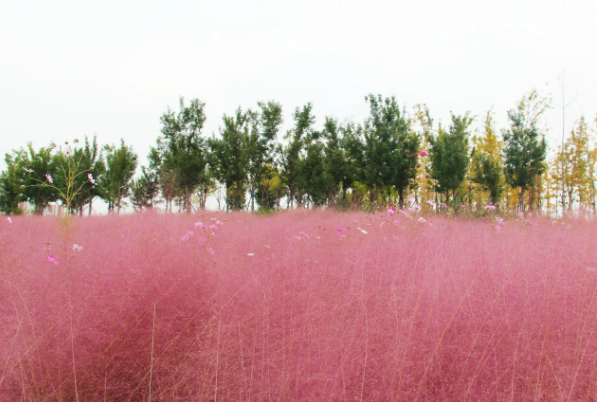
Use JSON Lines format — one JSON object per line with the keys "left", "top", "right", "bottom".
{"left": 1, "top": 211, "right": 597, "bottom": 401}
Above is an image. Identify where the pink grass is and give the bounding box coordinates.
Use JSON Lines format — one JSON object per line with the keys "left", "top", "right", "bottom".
{"left": 1, "top": 211, "right": 597, "bottom": 401}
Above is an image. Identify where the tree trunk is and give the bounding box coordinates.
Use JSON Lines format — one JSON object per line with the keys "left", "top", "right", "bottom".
{"left": 529, "top": 186, "right": 536, "bottom": 211}
{"left": 519, "top": 187, "right": 526, "bottom": 212}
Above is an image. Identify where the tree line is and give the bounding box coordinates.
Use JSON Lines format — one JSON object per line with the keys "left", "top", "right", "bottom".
{"left": 1, "top": 91, "right": 596, "bottom": 216}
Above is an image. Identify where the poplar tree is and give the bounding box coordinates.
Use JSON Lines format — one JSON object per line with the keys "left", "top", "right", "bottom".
{"left": 429, "top": 113, "right": 473, "bottom": 203}
{"left": 279, "top": 103, "right": 315, "bottom": 209}
{"left": 471, "top": 110, "right": 503, "bottom": 205}
{"left": 564, "top": 117, "right": 590, "bottom": 210}
{"left": 209, "top": 108, "right": 251, "bottom": 211}
{"left": 502, "top": 109, "right": 547, "bottom": 210}
{"left": 246, "top": 101, "right": 283, "bottom": 211}
{"left": 102, "top": 140, "right": 138, "bottom": 213}
{"left": 359, "top": 95, "right": 399, "bottom": 209}
{"left": 155, "top": 97, "right": 209, "bottom": 213}
{"left": 321, "top": 117, "right": 349, "bottom": 207}
{"left": 299, "top": 127, "right": 329, "bottom": 207}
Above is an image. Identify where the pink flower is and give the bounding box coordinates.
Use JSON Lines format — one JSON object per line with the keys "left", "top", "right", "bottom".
{"left": 46, "top": 255, "right": 60, "bottom": 266}
{"left": 413, "top": 153, "right": 419, "bottom": 157}
{"left": 209, "top": 224, "right": 217, "bottom": 231}
{"left": 528, "top": 212, "right": 533, "bottom": 217}
{"left": 6, "top": 217, "right": 12, "bottom": 224}
{"left": 337, "top": 228, "right": 344, "bottom": 232}
{"left": 46, "top": 174, "right": 53, "bottom": 184}
{"left": 194, "top": 221, "right": 203, "bottom": 229}
{"left": 88, "top": 173, "right": 96, "bottom": 185}
{"left": 495, "top": 225, "right": 501, "bottom": 231}
{"left": 387, "top": 208, "right": 395, "bottom": 214}
{"left": 388, "top": 203, "right": 393, "bottom": 206}
{"left": 518, "top": 212, "right": 524, "bottom": 218}
{"left": 419, "top": 151, "right": 428, "bottom": 157}
{"left": 208, "top": 248, "right": 215, "bottom": 255}
{"left": 181, "top": 234, "right": 190, "bottom": 241}
{"left": 460, "top": 205, "right": 466, "bottom": 208}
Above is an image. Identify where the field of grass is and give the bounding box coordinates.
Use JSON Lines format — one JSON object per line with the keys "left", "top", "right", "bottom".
{"left": 1, "top": 210, "right": 597, "bottom": 401}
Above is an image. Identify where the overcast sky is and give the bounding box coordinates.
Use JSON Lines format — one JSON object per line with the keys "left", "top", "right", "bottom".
{"left": 1, "top": 0, "right": 596, "bottom": 172}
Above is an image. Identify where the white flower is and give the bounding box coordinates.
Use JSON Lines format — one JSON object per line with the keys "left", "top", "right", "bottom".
{"left": 72, "top": 244, "right": 83, "bottom": 252}
{"left": 247, "top": 253, "right": 254, "bottom": 256}
{"left": 7, "top": 217, "right": 12, "bottom": 224}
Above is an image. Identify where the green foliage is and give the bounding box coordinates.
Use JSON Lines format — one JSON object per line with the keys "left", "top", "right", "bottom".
{"left": 247, "top": 101, "right": 283, "bottom": 211}
{"left": 502, "top": 109, "right": 547, "bottom": 208}
{"left": 471, "top": 111, "right": 503, "bottom": 205}
{"left": 155, "top": 97, "right": 209, "bottom": 212}
{"left": 102, "top": 140, "right": 138, "bottom": 213}
{"left": 209, "top": 108, "right": 252, "bottom": 211}
{"left": 56, "top": 137, "right": 105, "bottom": 215}
{"left": 279, "top": 103, "right": 315, "bottom": 208}
{"left": 130, "top": 166, "right": 160, "bottom": 210}
{"left": 429, "top": 113, "right": 473, "bottom": 202}
{"left": 19, "top": 144, "right": 60, "bottom": 214}
{"left": 0, "top": 152, "right": 27, "bottom": 214}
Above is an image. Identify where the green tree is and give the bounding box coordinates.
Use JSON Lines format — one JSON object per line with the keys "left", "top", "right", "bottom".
{"left": 56, "top": 137, "right": 105, "bottom": 215}
{"left": 155, "top": 97, "right": 209, "bottom": 213}
{"left": 0, "top": 151, "right": 27, "bottom": 214}
{"left": 429, "top": 113, "right": 473, "bottom": 203}
{"left": 130, "top": 166, "right": 160, "bottom": 210}
{"left": 358, "top": 95, "right": 400, "bottom": 209}
{"left": 102, "top": 140, "right": 138, "bottom": 213}
{"left": 246, "top": 101, "right": 283, "bottom": 211}
{"left": 321, "top": 117, "right": 350, "bottom": 207}
{"left": 279, "top": 104, "right": 315, "bottom": 209}
{"left": 471, "top": 110, "right": 503, "bottom": 205}
{"left": 19, "top": 144, "right": 60, "bottom": 214}
{"left": 502, "top": 106, "right": 548, "bottom": 211}
{"left": 298, "top": 128, "right": 329, "bottom": 207}
{"left": 209, "top": 107, "right": 251, "bottom": 211}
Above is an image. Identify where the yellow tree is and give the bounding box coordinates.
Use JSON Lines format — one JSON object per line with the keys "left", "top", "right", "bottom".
{"left": 563, "top": 117, "right": 591, "bottom": 211}
{"left": 410, "top": 104, "right": 435, "bottom": 210}
{"left": 587, "top": 116, "right": 597, "bottom": 214}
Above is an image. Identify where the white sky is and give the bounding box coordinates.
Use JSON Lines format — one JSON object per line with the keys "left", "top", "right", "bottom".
{"left": 1, "top": 0, "right": 596, "bottom": 173}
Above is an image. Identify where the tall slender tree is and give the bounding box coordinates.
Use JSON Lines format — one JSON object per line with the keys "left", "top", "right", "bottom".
{"left": 102, "top": 140, "right": 138, "bottom": 213}
{"left": 279, "top": 104, "right": 315, "bottom": 209}
{"left": 209, "top": 107, "right": 251, "bottom": 211}
{"left": 154, "top": 97, "right": 209, "bottom": 213}
{"left": 471, "top": 110, "right": 503, "bottom": 205}
{"left": 429, "top": 113, "right": 473, "bottom": 203}
{"left": 502, "top": 108, "right": 548, "bottom": 211}
{"left": 246, "top": 101, "right": 283, "bottom": 211}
